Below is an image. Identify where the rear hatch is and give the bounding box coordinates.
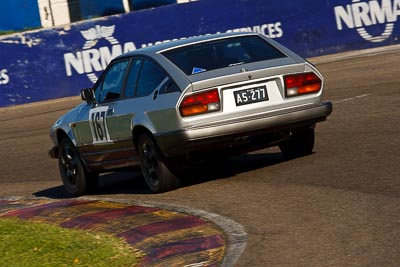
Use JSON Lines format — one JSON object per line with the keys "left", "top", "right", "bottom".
{"left": 186, "top": 60, "right": 313, "bottom": 120}
{"left": 161, "top": 34, "right": 322, "bottom": 124}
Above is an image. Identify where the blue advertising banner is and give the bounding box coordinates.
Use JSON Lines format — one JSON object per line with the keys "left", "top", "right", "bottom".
{"left": 0, "top": 0, "right": 399, "bottom": 107}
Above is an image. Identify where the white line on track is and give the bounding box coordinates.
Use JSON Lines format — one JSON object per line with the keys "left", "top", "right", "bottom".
{"left": 333, "top": 94, "right": 372, "bottom": 104}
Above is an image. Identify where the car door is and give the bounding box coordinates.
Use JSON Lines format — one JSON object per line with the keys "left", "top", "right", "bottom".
{"left": 75, "top": 58, "right": 132, "bottom": 169}
{"left": 115, "top": 57, "right": 176, "bottom": 161}
{"left": 75, "top": 56, "right": 177, "bottom": 169}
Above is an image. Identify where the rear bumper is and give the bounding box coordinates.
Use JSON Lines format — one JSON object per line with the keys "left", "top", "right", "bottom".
{"left": 155, "top": 102, "right": 333, "bottom": 157}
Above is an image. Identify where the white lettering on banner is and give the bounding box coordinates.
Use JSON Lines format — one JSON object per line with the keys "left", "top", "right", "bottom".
{"left": 226, "top": 22, "right": 283, "bottom": 38}
{"left": 334, "top": 0, "right": 399, "bottom": 42}
{"left": 64, "top": 23, "right": 283, "bottom": 83}
{"left": 64, "top": 25, "right": 137, "bottom": 83}
{"left": 0, "top": 69, "right": 10, "bottom": 85}
{"left": 141, "top": 22, "right": 284, "bottom": 48}
{"left": 64, "top": 43, "right": 135, "bottom": 77}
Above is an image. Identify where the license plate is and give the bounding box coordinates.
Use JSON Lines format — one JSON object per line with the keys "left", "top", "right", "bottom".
{"left": 234, "top": 86, "right": 269, "bottom": 106}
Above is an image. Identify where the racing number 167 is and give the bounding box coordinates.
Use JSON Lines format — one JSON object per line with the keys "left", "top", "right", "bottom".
{"left": 91, "top": 111, "right": 107, "bottom": 142}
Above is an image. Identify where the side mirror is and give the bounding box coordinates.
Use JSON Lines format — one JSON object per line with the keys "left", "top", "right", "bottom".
{"left": 80, "top": 88, "right": 96, "bottom": 105}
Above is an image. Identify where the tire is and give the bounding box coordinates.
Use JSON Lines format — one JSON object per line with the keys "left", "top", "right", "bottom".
{"left": 279, "top": 127, "right": 315, "bottom": 159}
{"left": 58, "top": 138, "right": 99, "bottom": 196}
{"left": 138, "top": 133, "right": 180, "bottom": 193}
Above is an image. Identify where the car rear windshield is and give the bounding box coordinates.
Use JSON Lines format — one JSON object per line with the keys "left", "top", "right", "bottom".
{"left": 161, "top": 35, "right": 287, "bottom": 75}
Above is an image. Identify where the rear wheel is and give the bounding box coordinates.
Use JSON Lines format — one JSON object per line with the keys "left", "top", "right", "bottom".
{"left": 138, "top": 133, "right": 180, "bottom": 193}
{"left": 279, "top": 127, "right": 315, "bottom": 159}
{"left": 58, "top": 138, "right": 99, "bottom": 196}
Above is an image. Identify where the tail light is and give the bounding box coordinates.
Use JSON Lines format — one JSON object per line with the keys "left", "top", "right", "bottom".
{"left": 179, "top": 89, "right": 220, "bottom": 117}
{"left": 284, "top": 72, "right": 322, "bottom": 97}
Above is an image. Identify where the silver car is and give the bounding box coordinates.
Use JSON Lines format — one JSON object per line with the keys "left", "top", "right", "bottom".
{"left": 48, "top": 32, "right": 332, "bottom": 196}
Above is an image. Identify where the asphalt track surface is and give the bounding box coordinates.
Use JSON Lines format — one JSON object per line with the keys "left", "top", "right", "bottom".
{"left": 0, "top": 46, "right": 399, "bottom": 266}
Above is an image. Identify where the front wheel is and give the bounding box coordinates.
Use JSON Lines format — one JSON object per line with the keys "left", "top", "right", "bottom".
{"left": 279, "top": 127, "right": 315, "bottom": 159}
{"left": 58, "top": 138, "right": 99, "bottom": 196}
{"left": 138, "top": 133, "right": 180, "bottom": 193}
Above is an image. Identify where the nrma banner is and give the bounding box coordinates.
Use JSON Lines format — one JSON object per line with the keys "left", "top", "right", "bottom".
{"left": 334, "top": 0, "right": 399, "bottom": 42}
{"left": 0, "top": 0, "right": 399, "bottom": 107}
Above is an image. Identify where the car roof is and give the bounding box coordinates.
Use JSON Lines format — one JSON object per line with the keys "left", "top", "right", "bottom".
{"left": 116, "top": 31, "right": 262, "bottom": 59}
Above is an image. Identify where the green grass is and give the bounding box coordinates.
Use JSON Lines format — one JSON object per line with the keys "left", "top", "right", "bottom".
{"left": 0, "top": 218, "right": 142, "bottom": 267}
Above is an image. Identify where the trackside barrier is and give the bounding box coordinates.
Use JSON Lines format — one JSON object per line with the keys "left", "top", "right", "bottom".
{"left": 0, "top": 0, "right": 399, "bottom": 107}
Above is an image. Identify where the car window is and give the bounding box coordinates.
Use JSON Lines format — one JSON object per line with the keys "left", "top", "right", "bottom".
{"left": 124, "top": 59, "right": 143, "bottom": 98}
{"left": 162, "top": 35, "right": 287, "bottom": 75}
{"left": 136, "top": 60, "right": 167, "bottom": 97}
{"left": 98, "top": 60, "right": 129, "bottom": 102}
{"left": 163, "top": 79, "right": 180, "bottom": 94}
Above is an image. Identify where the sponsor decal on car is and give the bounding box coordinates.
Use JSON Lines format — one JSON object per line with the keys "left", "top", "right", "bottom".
{"left": 334, "top": 0, "right": 399, "bottom": 42}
